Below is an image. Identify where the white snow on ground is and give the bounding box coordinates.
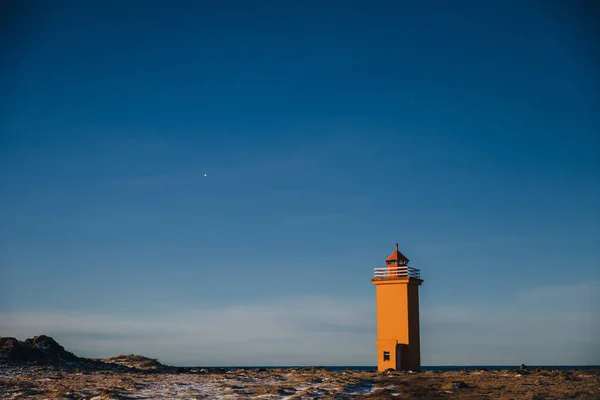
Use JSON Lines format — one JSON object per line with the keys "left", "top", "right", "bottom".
{"left": 112, "top": 376, "right": 375, "bottom": 399}
{"left": 0, "top": 366, "right": 378, "bottom": 399}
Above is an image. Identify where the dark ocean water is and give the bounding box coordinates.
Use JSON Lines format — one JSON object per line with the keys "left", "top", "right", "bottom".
{"left": 210, "top": 365, "right": 599, "bottom": 372}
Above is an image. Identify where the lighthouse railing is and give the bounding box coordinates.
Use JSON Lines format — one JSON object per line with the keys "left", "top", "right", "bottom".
{"left": 373, "top": 266, "right": 421, "bottom": 279}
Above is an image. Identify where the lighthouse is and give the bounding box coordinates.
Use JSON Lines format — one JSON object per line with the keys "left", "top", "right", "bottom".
{"left": 372, "top": 244, "right": 423, "bottom": 371}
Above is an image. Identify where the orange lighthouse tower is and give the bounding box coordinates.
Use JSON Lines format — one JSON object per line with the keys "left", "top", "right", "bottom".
{"left": 371, "top": 244, "right": 423, "bottom": 371}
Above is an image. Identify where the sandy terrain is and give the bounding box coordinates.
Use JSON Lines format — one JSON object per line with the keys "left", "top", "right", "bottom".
{"left": 1, "top": 364, "right": 598, "bottom": 399}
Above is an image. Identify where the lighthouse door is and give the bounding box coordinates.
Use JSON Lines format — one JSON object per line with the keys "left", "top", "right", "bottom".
{"left": 395, "top": 345, "right": 401, "bottom": 370}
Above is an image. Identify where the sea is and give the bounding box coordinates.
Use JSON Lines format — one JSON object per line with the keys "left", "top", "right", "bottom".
{"left": 210, "top": 365, "right": 599, "bottom": 372}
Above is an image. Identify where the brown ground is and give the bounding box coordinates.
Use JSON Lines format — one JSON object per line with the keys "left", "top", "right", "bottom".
{"left": 0, "top": 365, "right": 598, "bottom": 399}
{"left": 364, "top": 368, "right": 599, "bottom": 399}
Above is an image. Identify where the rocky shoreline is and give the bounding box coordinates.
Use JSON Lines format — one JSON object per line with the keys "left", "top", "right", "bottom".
{"left": 1, "top": 336, "right": 598, "bottom": 399}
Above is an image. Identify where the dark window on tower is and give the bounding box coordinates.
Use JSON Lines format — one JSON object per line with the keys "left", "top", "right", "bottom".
{"left": 383, "top": 351, "right": 390, "bottom": 361}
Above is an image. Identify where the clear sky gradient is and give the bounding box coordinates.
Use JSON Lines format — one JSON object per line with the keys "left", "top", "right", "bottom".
{"left": 1, "top": 0, "right": 599, "bottom": 366}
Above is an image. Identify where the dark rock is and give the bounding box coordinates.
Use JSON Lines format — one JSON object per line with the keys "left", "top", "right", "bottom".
{"left": 1, "top": 337, "right": 40, "bottom": 362}
{"left": 0, "top": 336, "right": 79, "bottom": 363}
{"left": 518, "top": 370, "right": 531, "bottom": 375}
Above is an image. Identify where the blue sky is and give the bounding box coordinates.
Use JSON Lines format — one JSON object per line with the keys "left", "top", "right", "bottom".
{"left": 1, "top": 0, "right": 599, "bottom": 366}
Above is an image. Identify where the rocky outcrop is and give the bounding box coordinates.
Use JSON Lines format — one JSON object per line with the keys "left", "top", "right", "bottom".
{"left": 1, "top": 335, "right": 81, "bottom": 363}
{"left": 99, "top": 354, "right": 163, "bottom": 370}
{"left": 0, "top": 335, "right": 168, "bottom": 372}
{"left": 0, "top": 337, "right": 39, "bottom": 362}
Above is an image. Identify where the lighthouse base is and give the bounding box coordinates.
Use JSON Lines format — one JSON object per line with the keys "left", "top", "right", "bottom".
{"left": 376, "top": 340, "right": 418, "bottom": 372}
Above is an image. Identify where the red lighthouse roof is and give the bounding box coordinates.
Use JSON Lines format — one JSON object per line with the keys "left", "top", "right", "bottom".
{"left": 386, "top": 243, "right": 409, "bottom": 263}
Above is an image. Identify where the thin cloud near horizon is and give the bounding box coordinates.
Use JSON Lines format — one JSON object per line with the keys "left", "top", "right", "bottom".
{"left": 1, "top": 282, "right": 597, "bottom": 367}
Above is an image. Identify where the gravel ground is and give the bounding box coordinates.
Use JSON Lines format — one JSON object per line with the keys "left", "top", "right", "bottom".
{"left": 1, "top": 364, "right": 598, "bottom": 399}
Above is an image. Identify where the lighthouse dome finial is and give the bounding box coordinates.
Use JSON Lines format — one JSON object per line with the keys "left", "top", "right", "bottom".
{"left": 386, "top": 243, "right": 409, "bottom": 264}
